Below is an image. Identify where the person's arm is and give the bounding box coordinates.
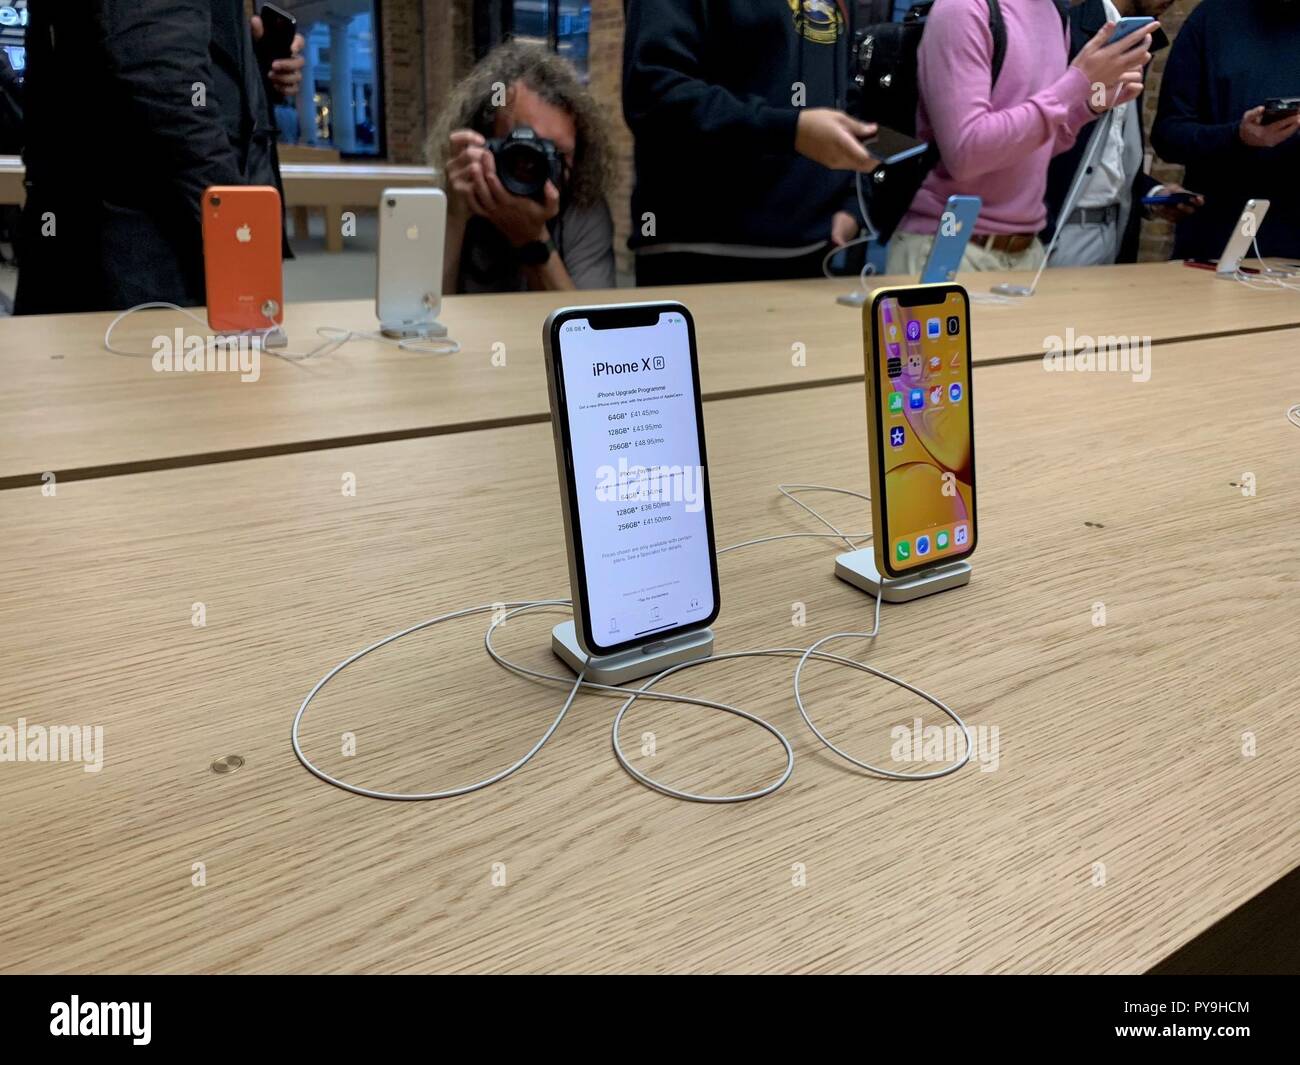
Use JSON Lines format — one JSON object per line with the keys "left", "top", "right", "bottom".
{"left": 1150, "top": 12, "right": 1238, "bottom": 164}
{"left": 918, "top": 4, "right": 1094, "bottom": 183}
{"left": 520, "top": 246, "right": 577, "bottom": 292}
{"left": 622, "top": 0, "right": 797, "bottom": 152}
{"left": 442, "top": 210, "right": 468, "bottom": 295}
{"left": 554, "top": 202, "right": 616, "bottom": 291}
{"left": 96, "top": 1, "right": 243, "bottom": 229}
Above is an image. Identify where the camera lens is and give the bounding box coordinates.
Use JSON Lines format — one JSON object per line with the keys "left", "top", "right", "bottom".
{"left": 497, "top": 141, "right": 547, "bottom": 198}
{"left": 210, "top": 195, "right": 222, "bottom": 207}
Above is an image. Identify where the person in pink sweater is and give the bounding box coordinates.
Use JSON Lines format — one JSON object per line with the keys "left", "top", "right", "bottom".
{"left": 886, "top": 0, "right": 1156, "bottom": 276}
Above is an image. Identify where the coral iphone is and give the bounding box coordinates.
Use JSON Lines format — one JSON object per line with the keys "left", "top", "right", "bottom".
{"left": 201, "top": 185, "right": 284, "bottom": 333}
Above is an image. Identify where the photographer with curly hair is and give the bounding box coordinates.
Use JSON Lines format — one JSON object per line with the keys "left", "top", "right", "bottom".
{"left": 428, "top": 43, "right": 616, "bottom": 294}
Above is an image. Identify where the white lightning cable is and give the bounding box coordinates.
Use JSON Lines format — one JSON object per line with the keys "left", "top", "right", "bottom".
{"left": 777, "top": 484, "right": 971, "bottom": 781}
{"left": 824, "top": 171, "right": 879, "bottom": 299}
{"left": 291, "top": 485, "right": 973, "bottom": 802}
{"left": 291, "top": 600, "right": 582, "bottom": 801}
{"left": 315, "top": 326, "right": 461, "bottom": 355}
{"left": 103, "top": 301, "right": 461, "bottom": 362}
{"left": 1232, "top": 236, "right": 1300, "bottom": 294}
{"left": 1227, "top": 240, "right": 1300, "bottom": 428}
{"left": 104, "top": 301, "right": 321, "bottom": 363}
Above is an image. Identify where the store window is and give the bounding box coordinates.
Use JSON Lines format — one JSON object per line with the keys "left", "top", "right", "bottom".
{"left": 274, "top": 1, "right": 384, "bottom": 157}
{"left": 478, "top": 1, "right": 592, "bottom": 79}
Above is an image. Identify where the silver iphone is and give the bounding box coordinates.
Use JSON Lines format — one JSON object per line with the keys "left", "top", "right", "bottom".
{"left": 376, "top": 187, "right": 446, "bottom": 335}
{"left": 1217, "top": 198, "right": 1270, "bottom": 277}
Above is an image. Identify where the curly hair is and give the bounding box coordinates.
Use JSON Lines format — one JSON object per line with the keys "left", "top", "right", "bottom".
{"left": 426, "top": 42, "right": 614, "bottom": 209}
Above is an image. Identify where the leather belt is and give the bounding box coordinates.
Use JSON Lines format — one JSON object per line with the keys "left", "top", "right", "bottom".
{"left": 968, "top": 232, "right": 1037, "bottom": 254}
{"left": 1066, "top": 204, "right": 1121, "bottom": 226}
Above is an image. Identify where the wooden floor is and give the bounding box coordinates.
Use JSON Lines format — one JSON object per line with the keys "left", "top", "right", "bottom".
{"left": 1, "top": 269, "right": 1299, "bottom": 972}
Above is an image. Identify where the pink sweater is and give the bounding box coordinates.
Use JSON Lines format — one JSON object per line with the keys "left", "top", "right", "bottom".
{"left": 899, "top": 0, "right": 1097, "bottom": 237}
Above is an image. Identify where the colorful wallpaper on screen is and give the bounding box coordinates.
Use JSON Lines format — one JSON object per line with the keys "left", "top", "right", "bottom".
{"left": 875, "top": 293, "right": 975, "bottom": 571}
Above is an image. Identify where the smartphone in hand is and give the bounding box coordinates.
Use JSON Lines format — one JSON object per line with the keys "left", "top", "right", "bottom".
{"left": 257, "top": 3, "right": 297, "bottom": 103}
{"left": 1261, "top": 98, "right": 1300, "bottom": 125}
{"left": 1141, "top": 191, "right": 1202, "bottom": 208}
{"left": 862, "top": 128, "right": 929, "bottom": 167}
{"left": 1108, "top": 16, "right": 1155, "bottom": 44}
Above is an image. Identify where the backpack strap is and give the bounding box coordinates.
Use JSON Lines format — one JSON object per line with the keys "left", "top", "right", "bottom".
{"left": 986, "top": 0, "right": 1007, "bottom": 87}
{"left": 987, "top": 0, "right": 1069, "bottom": 88}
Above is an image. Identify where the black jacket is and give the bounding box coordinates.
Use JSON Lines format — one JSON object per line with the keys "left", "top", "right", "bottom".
{"left": 1043, "top": 0, "right": 1165, "bottom": 262}
{"left": 622, "top": 0, "right": 860, "bottom": 252}
{"left": 1151, "top": 0, "right": 1300, "bottom": 260}
{"left": 15, "top": 0, "right": 286, "bottom": 314}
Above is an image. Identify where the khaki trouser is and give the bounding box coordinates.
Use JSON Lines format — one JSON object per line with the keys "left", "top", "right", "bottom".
{"left": 886, "top": 231, "right": 1047, "bottom": 276}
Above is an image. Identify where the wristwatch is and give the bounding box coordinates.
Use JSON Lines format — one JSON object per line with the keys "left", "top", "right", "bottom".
{"left": 517, "top": 236, "right": 556, "bottom": 267}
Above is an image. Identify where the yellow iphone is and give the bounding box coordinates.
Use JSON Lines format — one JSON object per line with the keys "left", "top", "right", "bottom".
{"left": 863, "top": 283, "right": 977, "bottom": 579}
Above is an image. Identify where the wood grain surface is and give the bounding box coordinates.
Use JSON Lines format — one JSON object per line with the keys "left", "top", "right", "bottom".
{"left": 3, "top": 262, "right": 1298, "bottom": 486}
{"left": 2, "top": 332, "right": 1297, "bottom": 973}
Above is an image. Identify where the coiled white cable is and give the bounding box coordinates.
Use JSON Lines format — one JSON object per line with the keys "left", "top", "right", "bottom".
{"left": 290, "top": 484, "right": 973, "bottom": 802}
{"left": 823, "top": 171, "right": 879, "bottom": 297}
{"left": 103, "top": 301, "right": 460, "bottom": 362}
{"left": 291, "top": 601, "right": 581, "bottom": 800}
{"left": 1232, "top": 237, "right": 1300, "bottom": 294}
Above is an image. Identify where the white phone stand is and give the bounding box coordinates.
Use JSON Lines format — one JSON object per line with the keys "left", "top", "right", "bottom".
{"left": 219, "top": 326, "right": 287, "bottom": 348}
{"left": 380, "top": 319, "right": 448, "bottom": 340}
{"left": 989, "top": 283, "right": 1033, "bottom": 297}
{"left": 835, "top": 548, "right": 971, "bottom": 603}
{"left": 551, "top": 620, "right": 715, "bottom": 686}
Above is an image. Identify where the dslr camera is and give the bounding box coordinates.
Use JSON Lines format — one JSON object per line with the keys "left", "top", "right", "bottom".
{"left": 486, "top": 126, "right": 564, "bottom": 202}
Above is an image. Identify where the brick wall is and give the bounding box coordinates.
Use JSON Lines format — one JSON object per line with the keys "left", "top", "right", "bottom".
{"left": 587, "top": 0, "right": 635, "bottom": 283}
{"left": 383, "top": 0, "right": 475, "bottom": 164}
{"left": 381, "top": 0, "right": 424, "bottom": 162}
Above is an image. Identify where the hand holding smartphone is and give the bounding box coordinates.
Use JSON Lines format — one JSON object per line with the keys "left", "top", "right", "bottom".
{"left": 1108, "top": 16, "right": 1155, "bottom": 44}
{"left": 1262, "top": 97, "right": 1300, "bottom": 125}
{"left": 256, "top": 3, "right": 297, "bottom": 102}
{"left": 861, "top": 127, "right": 929, "bottom": 167}
{"left": 1141, "top": 190, "right": 1202, "bottom": 208}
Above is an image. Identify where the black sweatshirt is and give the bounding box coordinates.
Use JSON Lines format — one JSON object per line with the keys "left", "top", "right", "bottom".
{"left": 622, "top": 0, "right": 858, "bottom": 253}
{"left": 1151, "top": 0, "right": 1300, "bottom": 260}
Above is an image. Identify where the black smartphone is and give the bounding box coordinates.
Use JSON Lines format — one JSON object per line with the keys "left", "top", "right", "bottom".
{"left": 543, "top": 303, "right": 721, "bottom": 657}
{"left": 862, "top": 127, "right": 930, "bottom": 167}
{"left": 1262, "top": 98, "right": 1300, "bottom": 125}
{"left": 258, "top": 3, "right": 297, "bottom": 103}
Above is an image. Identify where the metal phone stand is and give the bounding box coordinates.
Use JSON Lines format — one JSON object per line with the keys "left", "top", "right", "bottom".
{"left": 835, "top": 548, "right": 971, "bottom": 603}
{"left": 246, "top": 326, "right": 288, "bottom": 348}
{"left": 551, "top": 620, "right": 715, "bottom": 686}
{"left": 991, "top": 109, "right": 1113, "bottom": 299}
{"left": 212, "top": 326, "right": 287, "bottom": 348}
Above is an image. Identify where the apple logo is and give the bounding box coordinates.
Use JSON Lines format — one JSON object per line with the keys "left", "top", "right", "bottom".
{"left": 406, "top": 224, "right": 420, "bottom": 241}
{"left": 235, "top": 224, "right": 252, "bottom": 243}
